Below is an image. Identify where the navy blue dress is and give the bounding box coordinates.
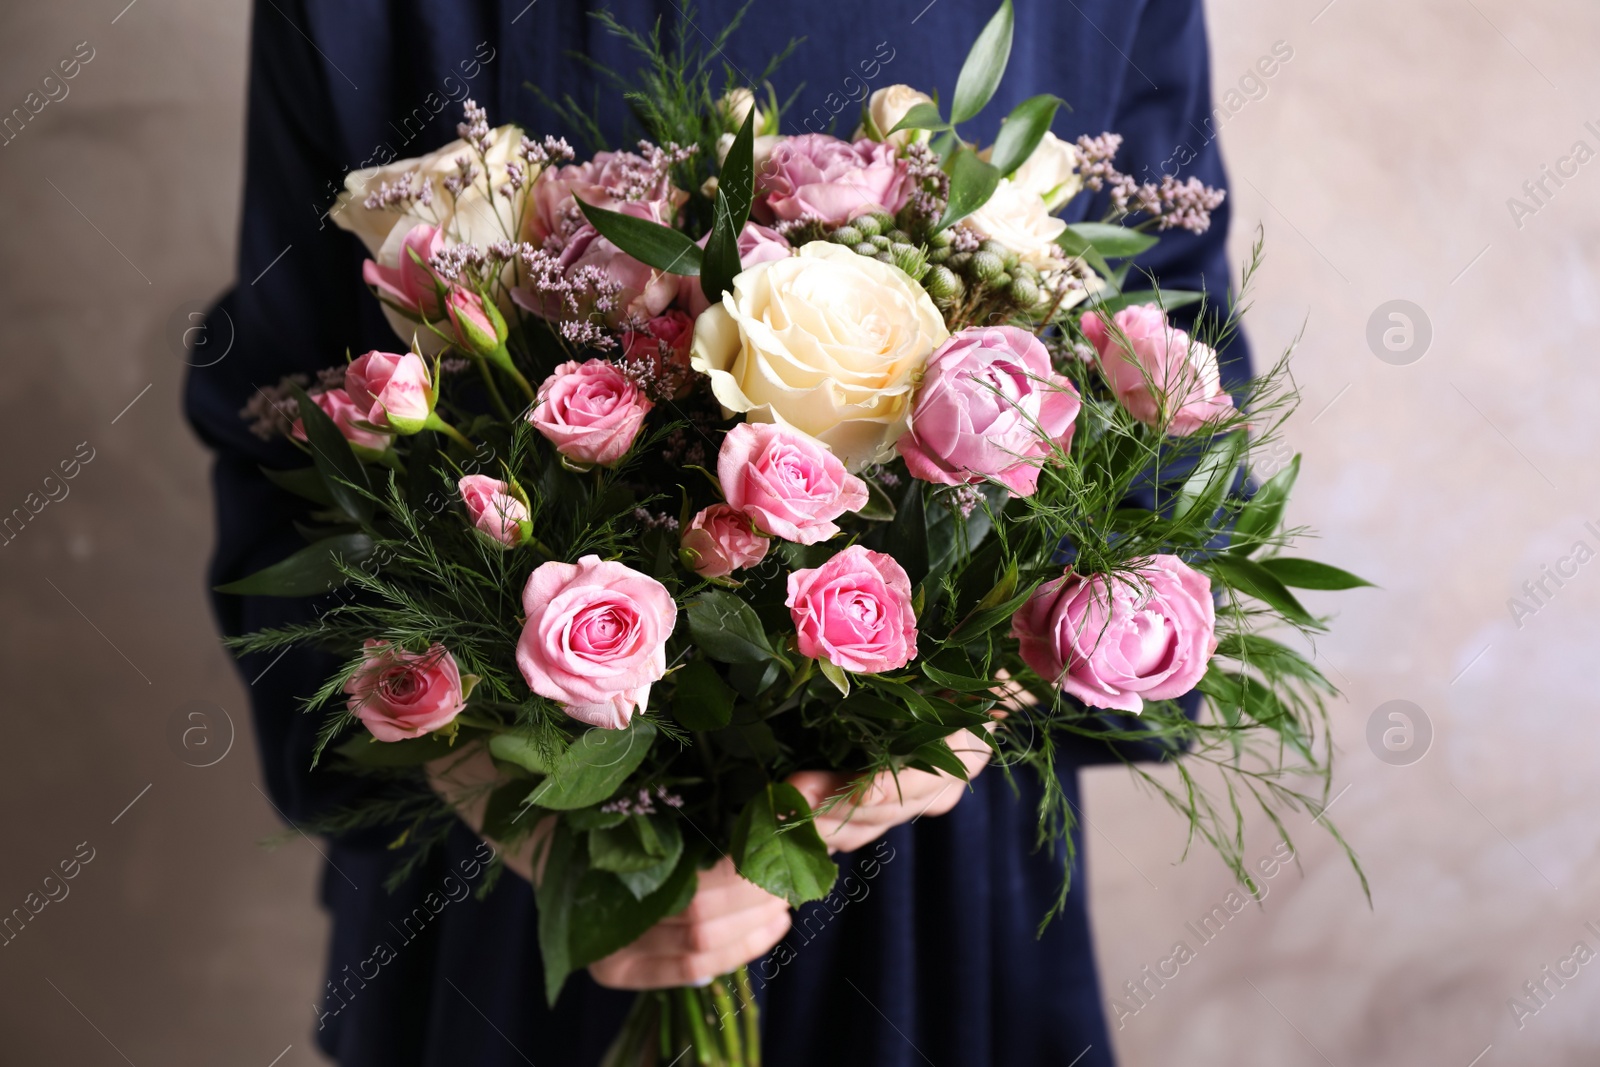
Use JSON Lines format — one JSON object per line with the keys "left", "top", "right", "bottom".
{"left": 185, "top": 2, "right": 1244, "bottom": 1063}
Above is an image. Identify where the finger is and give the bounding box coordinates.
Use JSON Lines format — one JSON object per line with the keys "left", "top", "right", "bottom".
{"left": 786, "top": 770, "right": 851, "bottom": 811}
{"left": 626, "top": 899, "right": 791, "bottom": 957}
{"left": 594, "top": 909, "right": 793, "bottom": 990}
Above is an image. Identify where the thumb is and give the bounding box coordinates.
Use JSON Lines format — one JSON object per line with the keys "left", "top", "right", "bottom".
{"left": 785, "top": 770, "right": 846, "bottom": 811}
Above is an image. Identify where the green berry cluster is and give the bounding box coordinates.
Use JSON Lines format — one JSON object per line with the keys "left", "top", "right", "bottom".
{"left": 825, "top": 214, "right": 1047, "bottom": 314}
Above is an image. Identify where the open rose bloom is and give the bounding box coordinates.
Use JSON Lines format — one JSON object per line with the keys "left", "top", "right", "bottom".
{"left": 343, "top": 640, "right": 468, "bottom": 742}
{"left": 1082, "top": 304, "right": 1236, "bottom": 436}
{"left": 787, "top": 545, "right": 917, "bottom": 674}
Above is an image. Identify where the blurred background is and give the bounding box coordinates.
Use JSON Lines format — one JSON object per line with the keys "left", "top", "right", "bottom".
{"left": 0, "top": 0, "right": 1594, "bottom": 1064}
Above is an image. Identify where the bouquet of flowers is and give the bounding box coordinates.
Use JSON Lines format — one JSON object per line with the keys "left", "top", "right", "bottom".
{"left": 226, "top": 3, "right": 1367, "bottom": 1063}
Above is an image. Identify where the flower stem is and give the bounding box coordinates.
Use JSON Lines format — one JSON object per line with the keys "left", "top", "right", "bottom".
{"left": 423, "top": 413, "right": 474, "bottom": 450}
{"left": 735, "top": 967, "right": 760, "bottom": 1065}
{"left": 476, "top": 359, "right": 514, "bottom": 422}
{"left": 710, "top": 977, "right": 741, "bottom": 1063}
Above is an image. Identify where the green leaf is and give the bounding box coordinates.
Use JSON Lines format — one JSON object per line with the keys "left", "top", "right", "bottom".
{"left": 938, "top": 146, "right": 1002, "bottom": 231}
{"left": 567, "top": 851, "right": 697, "bottom": 971}
{"left": 889, "top": 480, "right": 929, "bottom": 585}
{"left": 576, "top": 199, "right": 702, "bottom": 276}
{"left": 1198, "top": 667, "right": 1312, "bottom": 761}
{"left": 614, "top": 820, "right": 686, "bottom": 900}
{"left": 1174, "top": 431, "right": 1244, "bottom": 522}
{"left": 214, "top": 532, "right": 374, "bottom": 596}
{"left": 908, "top": 738, "right": 972, "bottom": 780}
{"left": 731, "top": 782, "right": 838, "bottom": 907}
{"left": 921, "top": 659, "right": 995, "bottom": 693}
{"left": 701, "top": 104, "right": 757, "bottom": 304}
{"left": 286, "top": 382, "right": 372, "bottom": 524}
{"left": 1061, "top": 221, "right": 1158, "bottom": 259}
{"left": 1258, "top": 558, "right": 1374, "bottom": 591}
{"left": 335, "top": 732, "right": 459, "bottom": 768}
{"left": 687, "top": 589, "right": 781, "bottom": 665}
{"left": 489, "top": 730, "right": 556, "bottom": 775}
{"left": 989, "top": 94, "right": 1063, "bottom": 177}
{"left": 949, "top": 582, "right": 1035, "bottom": 641}
{"left": 261, "top": 464, "right": 333, "bottom": 506}
{"left": 1206, "top": 554, "right": 1320, "bottom": 630}
{"left": 1232, "top": 454, "right": 1300, "bottom": 553}
{"left": 950, "top": 0, "right": 1015, "bottom": 124}
{"left": 670, "top": 659, "right": 735, "bottom": 731}
{"left": 590, "top": 814, "right": 676, "bottom": 873}
{"left": 535, "top": 823, "right": 583, "bottom": 1004}
{"left": 525, "top": 720, "right": 657, "bottom": 811}
{"left": 888, "top": 100, "right": 951, "bottom": 135}
{"left": 858, "top": 478, "right": 897, "bottom": 522}
{"left": 480, "top": 780, "right": 541, "bottom": 841}
{"left": 818, "top": 657, "right": 851, "bottom": 697}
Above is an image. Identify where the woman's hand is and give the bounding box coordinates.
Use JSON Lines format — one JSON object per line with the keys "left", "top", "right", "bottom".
{"left": 787, "top": 727, "right": 993, "bottom": 855}
{"left": 587, "top": 856, "right": 791, "bottom": 990}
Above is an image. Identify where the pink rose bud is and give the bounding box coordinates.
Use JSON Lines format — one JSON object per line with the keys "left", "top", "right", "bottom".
{"left": 620, "top": 309, "right": 697, "bottom": 398}
{"left": 362, "top": 223, "right": 446, "bottom": 320}
{"left": 445, "top": 286, "right": 507, "bottom": 359}
{"left": 290, "top": 388, "right": 392, "bottom": 456}
{"left": 343, "top": 639, "right": 467, "bottom": 742}
{"left": 680, "top": 504, "right": 770, "bottom": 579}
{"left": 1010, "top": 554, "right": 1217, "bottom": 714}
{"left": 529, "top": 359, "right": 653, "bottom": 468}
{"left": 457, "top": 474, "right": 530, "bottom": 548}
{"left": 786, "top": 544, "right": 917, "bottom": 674}
{"left": 896, "top": 326, "right": 1082, "bottom": 497}
{"left": 345, "top": 350, "right": 435, "bottom": 434}
{"left": 1081, "top": 305, "right": 1236, "bottom": 437}
{"left": 718, "top": 422, "right": 869, "bottom": 545}
{"left": 756, "top": 135, "right": 911, "bottom": 224}
{"left": 516, "top": 555, "right": 678, "bottom": 730}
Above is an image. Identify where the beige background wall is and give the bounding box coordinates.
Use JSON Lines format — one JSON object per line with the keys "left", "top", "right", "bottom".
{"left": 0, "top": 1, "right": 1593, "bottom": 1064}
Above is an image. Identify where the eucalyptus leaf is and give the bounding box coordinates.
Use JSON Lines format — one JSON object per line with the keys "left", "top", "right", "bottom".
{"left": 1062, "top": 221, "right": 1158, "bottom": 259}
{"left": 1258, "top": 557, "right": 1374, "bottom": 591}
{"left": 938, "top": 146, "right": 1002, "bottom": 231}
{"left": 262, "top": 464, "right": 334, "bottom": 506}
{"left": 888, "top": 100, "right": 951, "bottom": 135}
{"left": 1174, "top": 432, "right": 1244, "bottom": 522}
{"left": 1232, "top": 454, "right": 1300, "bottom": 552}
{"left": 286, "top": 381, "right": 372, "bottom": 524}
{"left": 1206, "top": 554, "right": 1321, "bottom": 630}
{"left": 701, "top": 104, "right": 756, "bottom": 303}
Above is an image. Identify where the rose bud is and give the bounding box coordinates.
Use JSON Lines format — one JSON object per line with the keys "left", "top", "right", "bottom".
{"left": 457, "top": 474, "right": 530, "bottom": 548}
{"left": 290, "top": 388, "right": 391, "bottom": 459}
{"left": 680, "top": 504, "right": 769, "bottom": 579}
{"left": 717, "top": 422, "right": 869, "bottom": 545}
{"left": 343, "top": 639, "right": 468, "bottom": 742}
{"left": 1081, "top": 304, "right": 1237, "bottom": 437}
{"left": 786, "top": 544, "right": 917, "bottom": 674}
{"left": 362, "top": 222, "right": 446, "bottom": 320}
{"left": 445, "top": 285, "right": 508, "bottom": 360}
{"left": 345, "top": 350, "right": 436, "bottom": 435}
{"left": 529, "top": 359, "right": 653, "bottom": 468}
{"left": 516, "top": 555, "right": 678, "bottom": 730}
{"left": 1010, "top": 555, "right": 1217, "bottom": 714}
{"left": 896, "top": 326, "right": 1081, "bottom": 497}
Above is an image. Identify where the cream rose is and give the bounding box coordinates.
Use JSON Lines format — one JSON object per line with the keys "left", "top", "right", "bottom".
{"left": 1009, "top": 131, "right": 1083, "bottom": 212}
{"left": 855, "top": 84, "right": 936, "bottom": 149}
{"left": 718, "top": 87, "right": 764, "bottom": 132}
{"left": 332, "top": 124, "right": 528, "bottom": 257}
{"left": 964, "top": 178, "right": 1069, "bottom": 273}
{"left": 690, "top": 242, "right": 949, "bottom": 469}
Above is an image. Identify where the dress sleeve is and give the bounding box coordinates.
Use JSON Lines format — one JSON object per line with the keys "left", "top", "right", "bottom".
{"left": 183, "top": 0, "right": 385, "bottom": 830}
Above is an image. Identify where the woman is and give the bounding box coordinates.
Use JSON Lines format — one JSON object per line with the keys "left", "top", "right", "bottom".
{"left": 186, "top": 1, "right": 1245, "bottom": 1063}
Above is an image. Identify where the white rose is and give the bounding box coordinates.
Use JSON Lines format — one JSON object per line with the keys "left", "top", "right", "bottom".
{"left": 964, "top": 179, "right": 1069, "bottom": 273}
{"left": 715, "top": 131, "right": 782, "bottom": 173}
{"left": 332, "top": 124, "right": 529, "bottom": 256}
{"left": 690, "top": 242, "right": 950, "bottom": 469}
{"left": 718, "top": 88, "right": 764, "bottom": 133}
{"left": 1009, "top": 131, "right": 1082, "bottom": 212}
{"left": 855, "top": 84, "right": 935, "bottom": 150}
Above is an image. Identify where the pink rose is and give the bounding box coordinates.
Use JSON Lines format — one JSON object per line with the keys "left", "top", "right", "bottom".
{"left": 1081, "top": 305, "right": 1236, "bottom": 436}
{"left": 290, "top": 388, "right": 391, "bottom": 454}
{"left": 445, "top": 286, "right": 505, "bottom": 358}
{"left": 343, "top": 639, "right": 466, "bottom": 742}
{"left": 786, "top": 544, "right": 917, "bottom": 674}
{"left": 530, "top": 359, "right": 653, "bottom": 468}
{"left": 620, "top": 309, "right": 696, "bottom": 397}
{"left": 524, "top": 151, "right": 686, "bottom": 248}
{"left": 680, "top": 504, "right": 770, "bottom": 579}
{"left": 1010, "top": 555, "right": 1217, "bottom": 714}
{"left": 362, "top": 223, "right": 445, "bottom": 320}
{"left": 677, "top": 222, "right": 792, "bottom": 317}
{"left": 896, "top": 326, "right": 1082, "bottom": 497}
{"left": 718, "top": 422, "right": 869, "bottom": 545}
{"left": 535, "top": 201, "right": 680, "bottom": 323}
{"left": 345, "top": 351, "right": 433, "bottom": 432}
{"left": 457, "top": 474, "right": 529, "bottom": 548}
{"left": 516, "top": 555, "right": 678, "bottom": 729}
{"left": 756, "top": 135, "right": 910, "bottom": 224}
